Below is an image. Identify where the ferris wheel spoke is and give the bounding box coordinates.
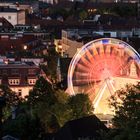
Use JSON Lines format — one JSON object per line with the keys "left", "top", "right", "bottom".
{"left": 124, "top": 53, "right": 131, "bottom": 62}
{"left": 74, "top": 71, "right": 90, "bottom": 77}
{"left": 85, "top": 50, "right": 94, "bottom": 63}
{"left": 80, "top": 56, "right": 92, "bottom": 67}
{"left": 73, "top": 78, "right": 101, "bottom": 84}
{"left": 73, "top": 79, "right": 91, "bottom": 85}
{"left": 74, "top": 72, "right": 101, "bottom": 81}
{"left": 91, "top": 44, "right": 98, "bottom": 56}
{"left": 105, "top": 45, "right": 111, "bottom": 54}
{"left": 99, "top": 42, "right": 105, "bottom": 54}
{"left": 76, "top": 63, "right": 90, "bottom": 72}
{"left": 84, "top": 86, "right": 97, "bottom": 100}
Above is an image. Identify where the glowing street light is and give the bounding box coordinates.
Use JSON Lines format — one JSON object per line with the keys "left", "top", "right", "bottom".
{"left": 23, "top": 45, "right": 27, "bottom": 50}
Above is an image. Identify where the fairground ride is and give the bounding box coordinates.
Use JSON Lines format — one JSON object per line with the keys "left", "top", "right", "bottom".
{"left": 67, "top": 38, "right": 140, "bottom": 116}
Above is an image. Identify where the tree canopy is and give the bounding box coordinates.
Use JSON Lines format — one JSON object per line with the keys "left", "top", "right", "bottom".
{"left": 1, "top": 77, "right": 94, "bottom": 138}
{"left": 107, "top": 83, "right": 140, "bottom": 140}
{"left": 27, "top": 77, "right": 94, "bottom": 133}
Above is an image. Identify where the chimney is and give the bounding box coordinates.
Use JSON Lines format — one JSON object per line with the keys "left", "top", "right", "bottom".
{"left": 16, "top": 2, "right": 20, "bottom": 10}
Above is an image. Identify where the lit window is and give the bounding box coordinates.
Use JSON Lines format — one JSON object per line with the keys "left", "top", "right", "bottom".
{"left": 18, "top": 89, "right": 22, "bottom": 96}
{"left": 9, "top": 79, "right": 20, "bottom": 85}
{"left": 28, "top": 79, "right": 36, "bottom": 85}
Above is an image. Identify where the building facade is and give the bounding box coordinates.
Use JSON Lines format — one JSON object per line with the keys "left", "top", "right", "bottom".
{"left": 0, "top": 60, "right": 43, "bottom": 97}
{"left": 60, "top": 28, "right": 135, "bottom": 58}
{"left": 0, "top": 8, "right": 25, "bottom": 25}
{"left": 61, "top": 29, "right": 84, "bottom": 57}
{"left": 39, "top": 0, "right": 58, "bottom": 4}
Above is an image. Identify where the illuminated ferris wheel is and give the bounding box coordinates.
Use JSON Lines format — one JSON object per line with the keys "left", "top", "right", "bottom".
{"left": 67, "top": 38, "right": 140, "bottom": 115}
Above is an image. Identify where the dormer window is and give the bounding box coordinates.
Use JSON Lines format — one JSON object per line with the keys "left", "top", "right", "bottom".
{"left": 9, "top": 79, "right": 20, "bottom": 85}
{"left": 28, "top": 79, "right": 36, "bottom": 85}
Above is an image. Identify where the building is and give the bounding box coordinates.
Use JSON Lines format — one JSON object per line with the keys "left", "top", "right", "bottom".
{"left": 0, "top": 7, "right": 25, "bottom": 25}
{"left": 61, "top": 29, "right": 84, "bottom": 57}
{"left": 0, "top": 59, "right": 44, "bottom": 97}
{"left": 0, "top": 1, "right": 39, "bottom": 13}
{"left": 69, "top": 0, "right": 84, "bottom": 2}
{"left": 2, "top": 135, "right": 19, "bottom": 140}
{"left": 0, "top": 34, "right": 39, "bottom": 56}
{"left": 39, "top": 0, "right": 58, "bottom": 4}
{"left": 0, "top": 17, "right": 13, "bottom": 30}
{"left": 60, "top": 25, "right": 140, "bottom": 58}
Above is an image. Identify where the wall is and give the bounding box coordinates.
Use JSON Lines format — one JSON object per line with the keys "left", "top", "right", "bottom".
{"left": 0, "top": 12, "right": 17, "bottom": 25}
{"left": 11, "top": 86, "right": 33, "bottom": 98}
{"left": 95, "top": 31, "right": 117, "bottom": 37}
{"left": 17, "top": 11, "right": 25, "bottom": 25}
{"left": 62, "top": 37, "right": 83, "bottom": 57}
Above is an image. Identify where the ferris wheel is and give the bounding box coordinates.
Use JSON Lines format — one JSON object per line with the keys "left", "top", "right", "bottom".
{"left": 67, "top": 38, "right": 140, "bottom": 115}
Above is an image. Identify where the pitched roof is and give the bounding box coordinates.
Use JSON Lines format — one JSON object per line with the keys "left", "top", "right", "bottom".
{"left": 55, "top": 115, "right": 108, "bottom": 140}
{"left": 0, "top": 17, "right": 13, "bottom": 28}
{"left": 0, "top": 35, "right": 37, "bottom": 55}
{"left": 0, "top": 7, "right": 23, "bottom": 12}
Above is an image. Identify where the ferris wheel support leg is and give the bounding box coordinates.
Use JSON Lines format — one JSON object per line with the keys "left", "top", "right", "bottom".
{"left": 105, "top": 78, "right": 115, "bottom": 96}
{"left": 109, "top": 79, "right": 116, "bottom": 93}
{"left": 94, "top": 83, "right": 107, "bottom": 109}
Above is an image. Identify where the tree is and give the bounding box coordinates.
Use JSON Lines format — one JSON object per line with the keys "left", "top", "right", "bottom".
{"left": 27, "top": 76, "right": 55, "bottom": 105}
{"left": 0, "top": 85, "right": 22, "bottom": 121}
{"left": 68, "top": 93, "right": 94, "bottom": 120}
{"left": 110, "top": 5, "right": 136, "bottom": 17}
{"left": 27, "top": 77, "right": 94, "bottom": 133}
{"left": 79, "top": 10, "right": 88, "bottom": 21}
{"left": 0, "top": 85, "right": 21, "bottom": 106}
{"left": 0, "top": 85, "right": 23, "bottom": 138}
{"left": 49, "top": 8, "right": 69, "bottom": 20}
{"left": 27, "top": 77, "right": 71, "bottom": 133}
{"left": 108, "top": 83, "right": 140, "bottom": 140}
{"left": 2, "top": 109, "right": 43, "bottom": 140}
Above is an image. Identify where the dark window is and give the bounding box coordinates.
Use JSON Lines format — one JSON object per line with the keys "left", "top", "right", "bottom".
{"left": 28, "top": 69, "right": 36, "bottom": 75}
{"left": 8, "top": 16, "right": 11, "bottom": 20}
{"left": 104, "top": 32, "right": 111, "bottom": 37}
{"left": 11, "top": 69, "right": 19, "bottom": 75}
{"left": 3, "top": 70, "right": 7, "bottom": 75}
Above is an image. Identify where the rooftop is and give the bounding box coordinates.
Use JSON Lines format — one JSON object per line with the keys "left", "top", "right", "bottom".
{"left": 0, "top": 60, "right": 38, "bottom": 68}
{"left": 0, "top": 7, "right": 23, "bottom": 12}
